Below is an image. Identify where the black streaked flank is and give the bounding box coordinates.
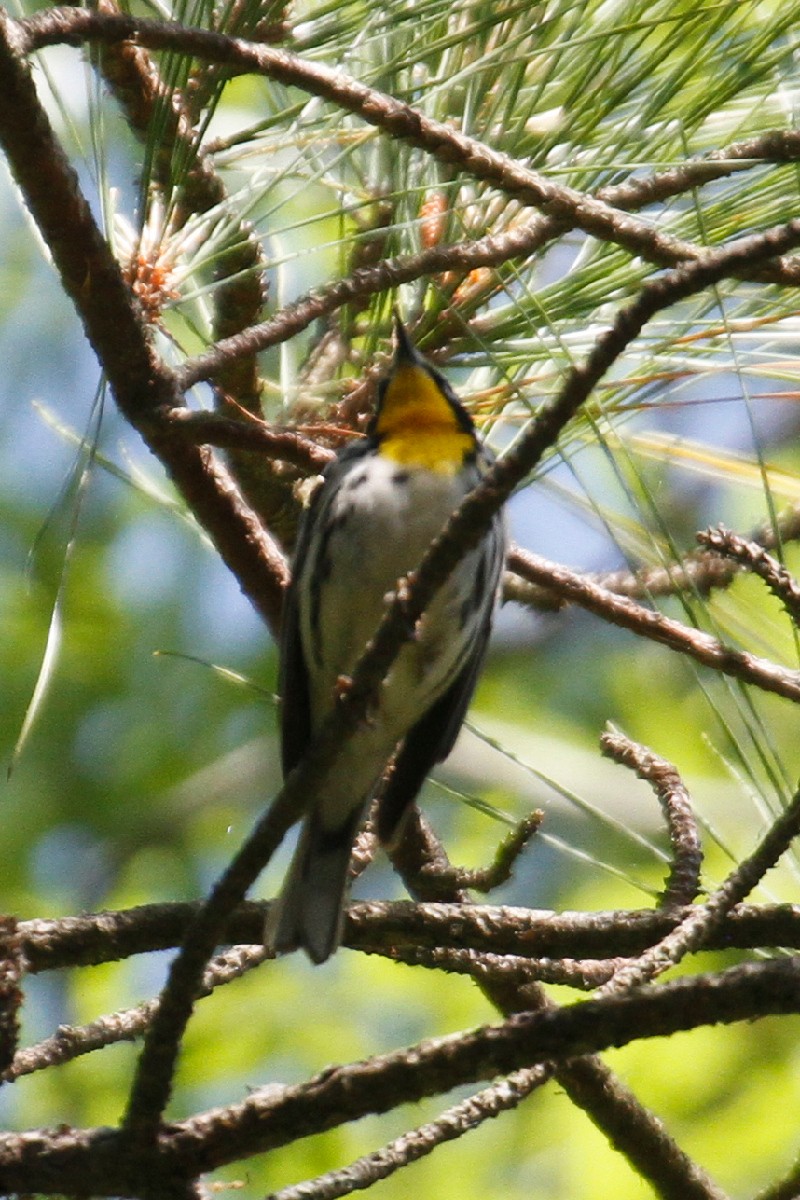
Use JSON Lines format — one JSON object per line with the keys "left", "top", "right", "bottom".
{"left": 346, "top": 470, "right": 369, "bottom": 491}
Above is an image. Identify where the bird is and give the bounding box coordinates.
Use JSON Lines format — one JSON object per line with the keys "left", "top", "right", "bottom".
{"left": 268, "top": 317, "right": 506, "bottom": 963}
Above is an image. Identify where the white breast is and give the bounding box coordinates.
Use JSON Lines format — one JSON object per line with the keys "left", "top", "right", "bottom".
{"left": 300, "top": 454, "right": 480, "bottom": 727}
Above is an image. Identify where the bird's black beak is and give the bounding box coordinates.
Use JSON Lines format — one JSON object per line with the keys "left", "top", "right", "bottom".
{"left": 393, "top": 313, "right": 418, "bottom": 365}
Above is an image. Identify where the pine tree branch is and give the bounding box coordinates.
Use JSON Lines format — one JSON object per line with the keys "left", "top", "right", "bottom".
{"left": 0, "top": 918, "right": 22, "bottom": 1076}
{"left": 507, "top": 546, "right": 800, "bottom": 702}
{"left": 122, "top": 211, "right": 800, "bottom": 1139}
{"left": 3, "top": 945, "right": 267, "bottom": 1083}
{"left": 18, "top": 9, "right": 800, "bottom": 290}
{"left": 388, "top": 811, "right": 724, "bottom": 1200}
{"left": 0, "top": 10, "right": 288, "bottom": 632}
{"left": 1, "top": 958, "right": 799, "bottom": 1193}
{"left": 601, "top": 729, "right": 703, "bottom": 910}
{"left": 697, "top": 525, "right": 800, "bottom": 625}
{"left": 599, "top": 785, "right": 800, "bottom": 995}
{"left": 13, "top": 900, "right": 800, "bottom": 972}
{"left": 265, "top": 1068, "right": 547, "bottom": 1200}
{"left": 559, "top": 502, "right": 800, "bottom": 606}
{"left": 7, "top": 902, "right": 800, "bottom": 974}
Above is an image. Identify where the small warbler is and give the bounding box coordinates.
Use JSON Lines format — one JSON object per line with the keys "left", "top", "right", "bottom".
{"left": 270, "top": 318, "right": 506, "bottom": 963}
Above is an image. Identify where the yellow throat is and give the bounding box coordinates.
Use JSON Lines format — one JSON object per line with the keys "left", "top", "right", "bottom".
{"left": 374, "top": 361, "right": 475, "bottom": 474}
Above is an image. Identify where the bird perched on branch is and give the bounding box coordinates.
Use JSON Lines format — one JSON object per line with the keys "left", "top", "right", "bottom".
{"left": 269, "top": 318, "right": 506, "bottom": 963}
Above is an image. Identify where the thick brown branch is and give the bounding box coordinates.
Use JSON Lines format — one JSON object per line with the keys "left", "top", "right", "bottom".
{"left": 153, "top": 409, "right": 332, "bottom": 472}
{"left": 0, "top": 958, "right": 798, "bottom": 1192}
{"left": 121, "top": 959, "right": 800, "bottom": 1166}
{"left": 16, "top": 901, "right": 800, "bottom": 973}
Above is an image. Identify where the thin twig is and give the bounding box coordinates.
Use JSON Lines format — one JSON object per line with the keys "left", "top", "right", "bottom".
{"left": 578, "top": 502, "right": 800, "bottom": 605}
{"left": 265, "top": 1068, "right": 547, "bottom": 1200}
{"left": 3, "top": 945, "right": 269, "bottom": 1083}
{"left": 407, "top": 810, "right": 542, "bottom": 896}
{"left": 175, "top": 241, "right": 538, "bottom": 390}
{"left": 0, "top": 918, "right": 22, "bottom": 1075}
{"left": 6, "top": 1000, "right": 157, "bottom": 1083}
{"left": 698, "top": 525, "right": 800, "bottom": 627}
{"left": 601, "top": 785, "right": 800, "bottom": 995}
{"left": 601, "top": 729, "right": 703, "bottom": 910}
{"left": 369, "top": 942, "right": 620, "bottom": 991}
{"left": 508, "top": 546, "right": 800, "bottom": 702}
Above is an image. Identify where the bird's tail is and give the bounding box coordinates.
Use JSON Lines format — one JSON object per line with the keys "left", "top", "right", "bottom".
{"left": 267, "top": 806, "right": 365, "bottom": 964}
